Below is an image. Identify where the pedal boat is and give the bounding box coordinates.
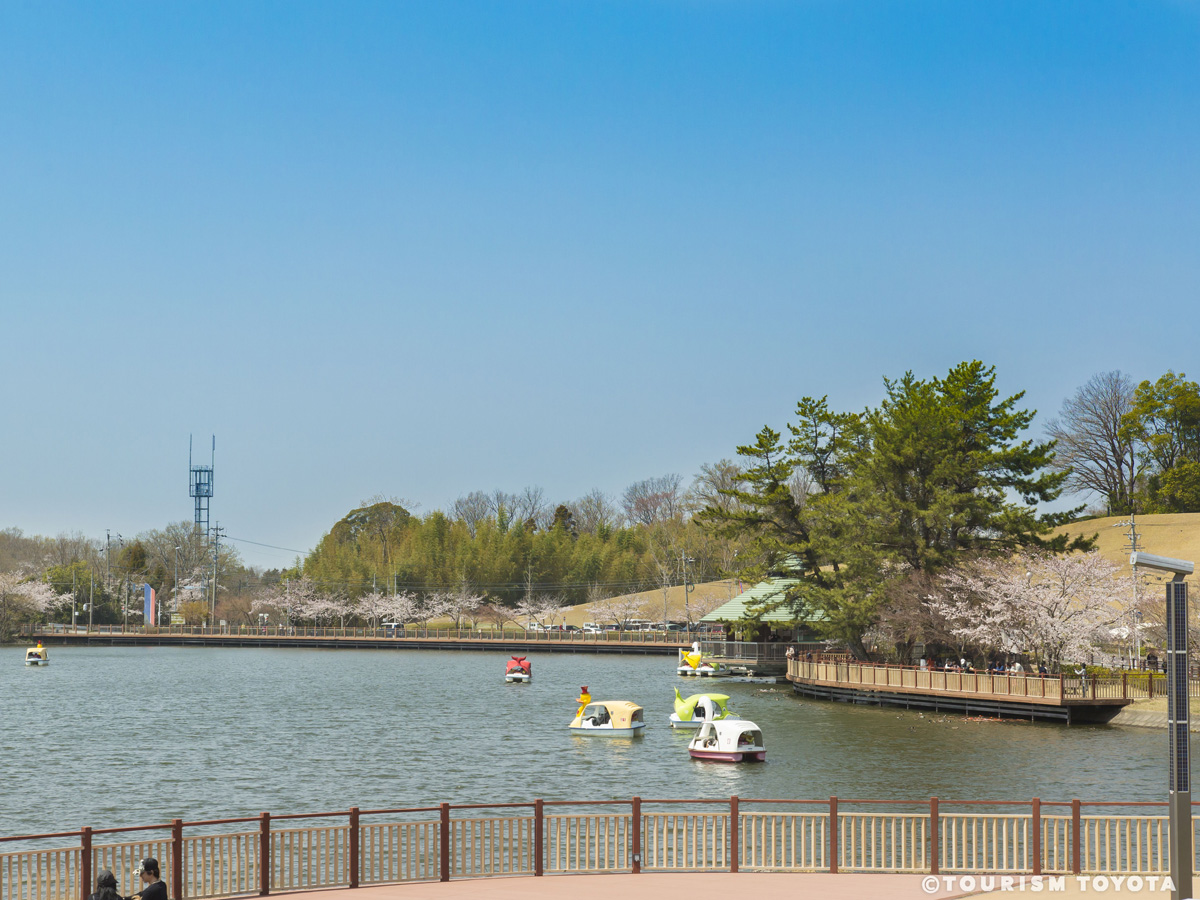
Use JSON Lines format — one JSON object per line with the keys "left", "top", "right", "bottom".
{"left": 669, "top": 688, "right": 737, "bottom": 729}
{"left": 25, "top": 644, "right": 49, "bottom": 666}
{"left": 687, "top": 719, "right": 765, "bottom": 762}
{"left": 568, "top": 687, "right": 645, "bottom": 736}
{"left": 677, "top": 644, "right": 723, "bottom": 677}
{"left": 505, "top": 655, "right": 532, "bottom": 683}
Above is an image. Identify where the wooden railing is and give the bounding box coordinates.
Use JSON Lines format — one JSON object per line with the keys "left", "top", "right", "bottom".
{"left": 788, "top": 659, "right": 1200, "bottom": 702}
{"left": 4, "top": 798, "right": 1200, "bottom": 900}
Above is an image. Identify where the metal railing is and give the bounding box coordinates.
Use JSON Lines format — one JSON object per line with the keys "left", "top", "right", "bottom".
{"left": 24, "top": 625, "right": 692, "bottom": 645}
{"left": 3, "top": 798, "right": 1199, "bottom": 900}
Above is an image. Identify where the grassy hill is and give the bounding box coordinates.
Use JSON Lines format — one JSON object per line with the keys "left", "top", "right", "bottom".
{"left": 562, "top": 579, "right": 742, "bottom": 626}
{"left": 556, "top": 514, "right": 1200, "bottom": 626}
{"left": 1052, "top": 512, "right": 1200, "bottom": 583}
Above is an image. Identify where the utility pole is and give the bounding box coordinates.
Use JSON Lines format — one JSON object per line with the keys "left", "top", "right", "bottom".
{"left": 1116, "top": 512, "right": 1143, "bottom": 666}
{"left": 211, "top": 523, "right": 225, "bottom": 623}
{"left": 680, "top": 550, "right": 695, "bottom": 627}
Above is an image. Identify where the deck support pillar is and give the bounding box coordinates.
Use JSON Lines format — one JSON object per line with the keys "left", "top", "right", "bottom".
{"left": 80, "top": 827, "right": 92, "bottom": 900}
{"left": 631, "top": 797, "right": 641, "bottom": 874}
{"left": 929, "top": 798, "right": 938, "bottom": 875}
{"left": 439, "top": 803, "right": 450, "bottom": 882}
{"left": 172, "top": 819, "right": 183, "bottom": 900}
{"left": 534, "top": 800, "right": 543, "bottom": 876}
{"left": 348, "top": 808, "right": 359, "bottom": 888}
{"left": 259, "top": 813, "right": 271, "bottom": 896}
{"left": 729, "top": 796, "right": 739, "bottom": 873}
{"left": 1031, "top": 799, "right": 1041, "bottom": 875}
{"left": 1071, "top": 800, "right": 1081, "bottom": 875}
{"left": 829, "top": 797, "right": 838, "bottom": 873}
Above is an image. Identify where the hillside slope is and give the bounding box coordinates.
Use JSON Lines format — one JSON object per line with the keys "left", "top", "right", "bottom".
{"left": 1053, "top": 513, "right": 1200, "bottom": 581}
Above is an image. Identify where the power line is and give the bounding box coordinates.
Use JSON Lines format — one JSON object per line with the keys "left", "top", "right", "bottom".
{"left": 225, "top": 536, "right": 310, "bottom": 554}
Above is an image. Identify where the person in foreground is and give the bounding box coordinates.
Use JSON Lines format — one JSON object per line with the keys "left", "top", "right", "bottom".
{"left": 88, "top": 869, "right": 122, "bottom": 900}
{"left": 131, "top": 858, "right": 167, "bottom": 900}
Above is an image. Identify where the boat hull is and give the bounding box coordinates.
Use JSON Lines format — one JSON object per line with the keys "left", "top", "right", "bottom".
{"left": 569, "top": 724, "right": 645, "bottom": 737}
{"left": 505, "top": 674, "right": 531, "bottom": 683}
{"left": 669, "top": 714, "right": 740, "bottom": 729}
{"left": 688, "top": 748, "right": 766, "bottom": 762}
{"left": 25, "top": 660, "right": 48, "bottom": 666}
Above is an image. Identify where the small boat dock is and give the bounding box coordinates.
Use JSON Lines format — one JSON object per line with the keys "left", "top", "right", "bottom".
{"left": 787, "top": 659, "right": 1135, "bottom": 723}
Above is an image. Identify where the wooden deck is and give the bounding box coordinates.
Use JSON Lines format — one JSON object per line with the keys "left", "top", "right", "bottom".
{"left": 787, "top": 660, "right": 1134, "bottom": 723}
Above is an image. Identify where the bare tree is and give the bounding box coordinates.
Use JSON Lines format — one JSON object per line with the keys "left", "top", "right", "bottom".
{"left": 574, "top": 489, "right": 621, "bottom": 534}
{"left": 514, "top": 486, "right": 550, "bottom": 529}
{"left": 453, "top": 491, "right": 493, "bottom": 536}
{"left": 1046, "top": 371, "right": 1139, "bottom": 515}
{"left": 622, "top": 474, "right": 684, "bottom": 525}
{"left": 687, "top": 460, "right": 744, "bottom": 515}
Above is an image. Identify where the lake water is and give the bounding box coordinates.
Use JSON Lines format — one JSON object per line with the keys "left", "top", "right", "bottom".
{"left": 1, "top": 644, "right": 1168, "bottom": 837}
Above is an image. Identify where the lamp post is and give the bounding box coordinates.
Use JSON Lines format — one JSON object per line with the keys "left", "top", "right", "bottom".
{"left": 1131, "top": 551, "right": 1195, "bottom": 900}
{"left": 173, "top": 546, "right": 181, "bottom": 628}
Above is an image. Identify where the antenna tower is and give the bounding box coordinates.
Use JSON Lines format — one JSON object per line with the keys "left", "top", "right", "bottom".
{"left": 190, "top": 435, "right": 215, "bottom": 539}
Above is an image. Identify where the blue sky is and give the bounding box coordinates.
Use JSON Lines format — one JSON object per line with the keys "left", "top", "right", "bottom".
{"left": 2, "top": 2, "right": 1198, "bottom": 569}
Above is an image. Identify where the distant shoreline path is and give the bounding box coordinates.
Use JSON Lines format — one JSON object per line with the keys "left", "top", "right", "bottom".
{"left": 21, "top": 625, "right": 690, "bottom": 655}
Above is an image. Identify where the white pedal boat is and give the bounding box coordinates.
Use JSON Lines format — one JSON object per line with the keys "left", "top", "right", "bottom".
{"left": 688, "top": 719, "right": 765, "bottom": 763}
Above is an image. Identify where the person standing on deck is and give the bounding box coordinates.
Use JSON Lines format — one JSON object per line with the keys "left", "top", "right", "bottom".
{"left": 130, "top": 858, "right": 167, "bottom": 900}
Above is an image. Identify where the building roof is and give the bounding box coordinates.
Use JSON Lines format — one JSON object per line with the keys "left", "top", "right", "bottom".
{"left": 699, "top": 576, "right": 824, "bottom": 624}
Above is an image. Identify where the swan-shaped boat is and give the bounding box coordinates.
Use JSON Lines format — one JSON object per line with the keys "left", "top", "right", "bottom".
{"left": 669, "top": 688, "right": 737, "bottom": 728}
{"left": 677, "top": 642, "right": 724, "bottom": 676}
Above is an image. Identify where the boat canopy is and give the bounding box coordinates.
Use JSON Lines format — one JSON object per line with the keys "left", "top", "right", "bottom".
{"left": 581, "top": 701, "right": 644, "bottom": 727}
{"left": 696, "top": 719, "right": 762, "bottom": 744}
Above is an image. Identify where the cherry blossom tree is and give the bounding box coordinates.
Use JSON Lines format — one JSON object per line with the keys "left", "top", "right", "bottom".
{"left": 382, "top": 591, "right": 420, "bottom": 626}
{"left": 477, "top": 602, "right": 518, "bottom": 632}
{"left": 537, "top": 594, "right": 568, "bottom": 628}
{"left": 686, "top": 591, "right": 726, "bottom": 627}
{"left": 515, "top": 597, "right": 543, "bottom": 630}
{"left": 357, "top": 590, "right": 393, "bottom": 628}
{"left": 268, "top": 577, "right": 350, "bottom": 626}
{"left": 0, "top": 571, "right": 67, "bottom": 641}
{"left": 589, "top": 594, "right": 648, "bottom": 631}
{"left": 413, "top": 592, "right": 452, "bottom": 627}
{"left": 444, "top": 582, "right": 485, "bottom": 629}
{"left": 934, "top": 551, "right": 1134, "bottom": 671}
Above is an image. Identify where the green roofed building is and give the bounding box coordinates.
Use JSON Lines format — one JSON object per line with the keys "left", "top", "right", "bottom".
{"left": 699, "top": 572, "right": 826, "bottom": 637}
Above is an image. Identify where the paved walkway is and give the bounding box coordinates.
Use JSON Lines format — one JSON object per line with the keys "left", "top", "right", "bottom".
{"left": 280, "top": 872, "right": 1174, "bottom": 900}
